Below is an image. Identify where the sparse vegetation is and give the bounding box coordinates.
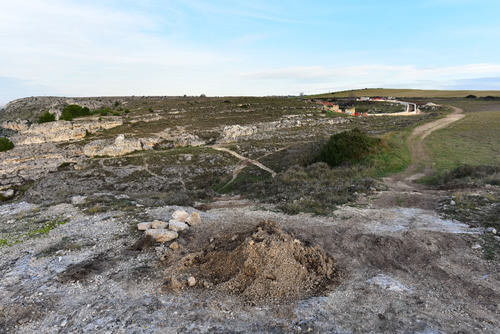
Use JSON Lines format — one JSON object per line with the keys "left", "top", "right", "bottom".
{"left": 421, "top": 165, "right": 500, "bottom": 188}
{"left": 314, "top": 88, "right": 500, "bottom": 99}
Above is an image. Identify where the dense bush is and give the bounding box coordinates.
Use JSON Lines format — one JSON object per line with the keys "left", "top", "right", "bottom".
{"left": 0, "top": 137, "right": 14, "bottom": 152}
{"left": 38, "top": 111, "right": 56, "bottom": 123}
{"left": 317, "top": 128, "right": 381, "bottom": 167}
{"left": 60, "top": 104, "right": 91, "bottom": 121}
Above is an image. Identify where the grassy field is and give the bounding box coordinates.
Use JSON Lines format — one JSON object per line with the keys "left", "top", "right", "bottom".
{"left": 424, "top": 111, "right": 500, "bottom": 172}
{"left": 313, "top": 88, "right": 500, "bottom": 99}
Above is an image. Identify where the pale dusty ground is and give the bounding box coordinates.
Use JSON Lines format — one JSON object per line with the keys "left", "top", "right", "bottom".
{"left": 0, "top": 108, "right": 499, "bottom": 333}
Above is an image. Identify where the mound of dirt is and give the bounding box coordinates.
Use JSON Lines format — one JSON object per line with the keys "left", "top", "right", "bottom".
{"left": 163, "top": 220, "right": 342, "bottom": 304}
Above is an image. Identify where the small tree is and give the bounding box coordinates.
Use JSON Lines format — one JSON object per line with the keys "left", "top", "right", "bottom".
{"left": 39, "top": 111, "right": 56, "bottom": 123}
{"left": 0, "top": 137, "right": 14, "bottom": 152}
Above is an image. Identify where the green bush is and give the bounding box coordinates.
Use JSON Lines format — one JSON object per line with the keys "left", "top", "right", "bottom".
{"left": 60, "top": 104, "right": 90, "bottom": 121}
{"left": 38, "top": 111, "right": 56, "bottom": 123}
{"left": 317, "top": 128, "right": 381, "bottom": 167}
{"left": 60, "top": 109, "right": 73, "bottom": 121}
{"left": 0, "top": 137, "right": 14, "bottom": 152}
{"left": 113, "top": 112, "right": 120, "bottom": 116}
{"left": 92, "top": 107, "right": 111, "bottom": 116}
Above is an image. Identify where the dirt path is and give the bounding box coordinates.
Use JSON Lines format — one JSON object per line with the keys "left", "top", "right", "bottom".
{"left": 212, "top": 146, "right": 277, "bottom": 183}
{"left": 387, "top": 106, "right": 464, "bottom": 186}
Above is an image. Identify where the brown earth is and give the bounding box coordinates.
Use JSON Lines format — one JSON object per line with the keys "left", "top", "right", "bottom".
{"left": 162, "top": 220, "right": 343, "bottom": 304}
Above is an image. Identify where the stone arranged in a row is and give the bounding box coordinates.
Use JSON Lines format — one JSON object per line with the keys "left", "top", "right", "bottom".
{"left": 137, "top": 209, "right": 201, "bottom": 243}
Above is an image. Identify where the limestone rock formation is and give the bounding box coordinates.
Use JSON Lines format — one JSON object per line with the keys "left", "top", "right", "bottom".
{"left": 83, "top": 134, "right": 144, "bottom": 157}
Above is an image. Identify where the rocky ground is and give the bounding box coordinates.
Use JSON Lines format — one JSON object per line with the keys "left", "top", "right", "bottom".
{"left": 1, "top": 189, "right": 498, "bottom": 333}
{"left": 0, "top": 96, "right": 499, "bottom": 333}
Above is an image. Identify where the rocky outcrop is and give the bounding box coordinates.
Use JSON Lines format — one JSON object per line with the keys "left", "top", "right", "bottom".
{"left": 155, "top": 128, "right": 205, "bottom": 148}
{"left": 219, "top": 125, "right": 258, "bottom": 143}
{"left": 83, "top": 134, "right": 144, "bottom": 157}
{"left": 0, "top": 143, "right": 75, "bottom": 188}
{"left": 1, "top": 120, "right": 30, "bottom": 132}
{"left": 11, "top": 121, "right": 86, "bottom": 145}
{"left": 82, "top": 128, "right": 205, "bottom": 158}
{"left": 7, "top": 118, "right": 123, "bottom": 146}
{"left": 218, "top": 115, "right": 351, "bottom": 143}
{"left": 2, "top": 96, "right": 121, "bottom": 123}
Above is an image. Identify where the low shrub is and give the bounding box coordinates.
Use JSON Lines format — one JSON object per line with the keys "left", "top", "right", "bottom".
{"left": 422, "top": 165, "right": 500, "bottom": 188}
{"left": 38, "top": 111, "right": 56, "bottom": 123}
{"left": 224, "top": 162, "right": 378, "bottom": 215}
{"left": 60, "top": 104, "right": 91, "bottom": 121}
{"left": 0, "top": 137, "right": 14, "bottom": 152}
{"left": 317, "top": 128, "right": 381, "bottom": 167}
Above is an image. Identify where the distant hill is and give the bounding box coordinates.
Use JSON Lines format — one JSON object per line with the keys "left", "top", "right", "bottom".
{"left": 313, "top": 88, "right": 500, "bottom": 99}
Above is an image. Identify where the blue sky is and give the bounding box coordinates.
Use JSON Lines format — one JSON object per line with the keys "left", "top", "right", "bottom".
{"left": 2, "top": 0, "right": 500, "bottom": 106}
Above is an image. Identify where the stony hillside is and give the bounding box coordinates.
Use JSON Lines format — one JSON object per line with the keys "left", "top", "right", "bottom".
{"left": 1, "top": 96, "right": 498, "bottom": 333}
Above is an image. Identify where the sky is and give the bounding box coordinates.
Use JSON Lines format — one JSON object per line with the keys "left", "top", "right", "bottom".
{"left": 2, "top": 0, "right": 500, "bottom": 106}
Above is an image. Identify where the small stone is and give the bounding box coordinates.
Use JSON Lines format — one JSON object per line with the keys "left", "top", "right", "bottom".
{"left": 0, "top": 189, "right": 15, "bottom": 198}
{"left": 169, "top": 276, "right": 183, "bottom": 289}
{"left": 186, "top": 212, "right": 201, "bottom": 226}
{"left": 169, "top": 220, "right": 189, "bottom": 232}
{"left": 151, "top": 220, "right": 168, "bottom": 229}
{"left": 485, "top": 227, "right": 497, "bottom": 235}
{"left": 172, "top": 209, "right": 189, "bottom": 222}
{"left": 145, "top": 229, "right": 178, "bottom": 243}
{"left": 187, "top": 276, "right": 196, "bottom": 287}
{"left": 137, "top": 222, "right": 152, "bottom": 231}
{"left": 450, "top": 200, "right": 456, "bottom": 206}
{"left": 471, "top": 244, "right": 482, "bottom": 249}
{"left": 71, "top": 195, "right": 86, "bottom": 205}
{"left": 169, "top": 241, "right": 180, "bottom": 251}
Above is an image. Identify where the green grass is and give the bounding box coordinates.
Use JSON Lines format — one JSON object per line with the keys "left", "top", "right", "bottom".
{"left": 365, "top": 130, "right": 411, "bottom": 177}
{"left": 27, "top": 219, "right": 67, "bottom": 237}
{"left": 0, "top": 218, "right": 66, "bottom": 247}
{"left": 424, "top": 111, "right": 500, "bottom": 172}
{"left": 313, "top": 88, "right": 500, "bottom": 98}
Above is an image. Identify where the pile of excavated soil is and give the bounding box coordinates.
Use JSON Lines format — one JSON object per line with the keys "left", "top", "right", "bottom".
{"left": 163, "top": 220, "right": 343, "bottom": 304}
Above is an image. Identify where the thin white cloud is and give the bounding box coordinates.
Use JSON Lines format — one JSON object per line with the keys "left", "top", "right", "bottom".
{"left": 238, "top": 63, "right": 500, "bottom": 81}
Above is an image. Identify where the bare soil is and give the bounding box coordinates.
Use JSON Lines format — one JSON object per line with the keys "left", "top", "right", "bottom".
{"left": 162, "top": 220, "right": 343, "bottom": 304}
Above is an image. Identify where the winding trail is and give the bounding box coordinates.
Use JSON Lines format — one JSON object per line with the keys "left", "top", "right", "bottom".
{"left": 389, "top": 106, "right": 464, "bottom": 184}
{"left": 372, "top": 105, "right": 466, "bottom": 209}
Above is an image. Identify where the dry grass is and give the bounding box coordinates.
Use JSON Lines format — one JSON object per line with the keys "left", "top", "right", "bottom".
{"left": 314, "top": 88, "right": 500, "bottom": 98}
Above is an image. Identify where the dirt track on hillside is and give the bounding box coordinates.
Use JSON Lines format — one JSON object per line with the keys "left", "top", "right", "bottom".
{"left": 395, "top": 106, "right": 464, "bottom": 183}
